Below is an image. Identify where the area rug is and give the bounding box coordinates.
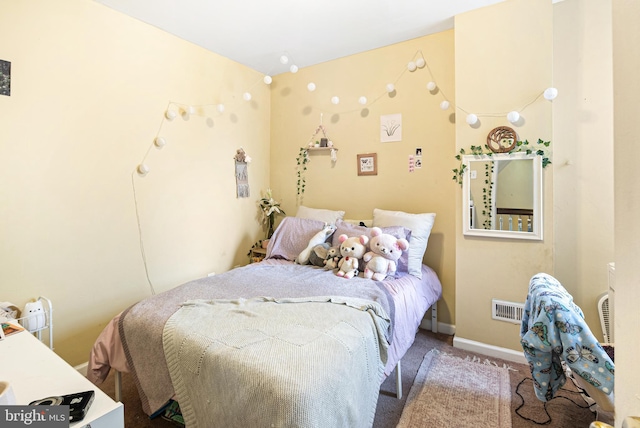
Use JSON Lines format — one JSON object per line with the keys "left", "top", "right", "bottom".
{"left": 397, "top": 350, "right": 512, "bottom": 428}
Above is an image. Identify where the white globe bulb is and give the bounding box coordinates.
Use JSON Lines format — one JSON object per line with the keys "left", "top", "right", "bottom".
{"left": 426, "top": 81, "right": 437, "bottom": 91}
{"left": 544, "top": 87, "right": 558, "bottom": 100}
{"left": 289, "top": 64, "right": 298, "bottom": 73}
{"left": 154, "top": 137, "right": 166, "bottom": 148}
{"left": 440, "top": 100, "right": 450, "bottom": 110}
{"left": 407, "top": 61, "right": 417, "bottom": 72}
{"left": 280, "top": 55, "right": 289, "bottom": 64}
{"left": 307, "top": 82, "right": 316, "bottom": 92}
{"left": 386, "top": 83, "right": 395, "bottom": 93}
{"left": 263, "top": 75, "right": 272, "bottom": 84}
{"left": 507, "top": 111, "right": 520, "bottom": 123}
{"left": 243, "top": 92, "right": 252, "bottom": 101}
{"left": 137, "top": 163, "right": 149, "bottom": 175}
{"left": 165, "top": 109, "right": 177, "bottom": 120}
{"left": 331, "top": 96, "right": 340, "bottom": 105}
{"left": 217, "top": 104, "right": 225, "bottom": 113}
{"left": 416, "top": 58, "right": 426, "bottom": 68}
{"left": 358, "top": 96, "right": 367, "bottom": 105}
{"left": 466, "top": 114, "right": 478, "bottom": 125}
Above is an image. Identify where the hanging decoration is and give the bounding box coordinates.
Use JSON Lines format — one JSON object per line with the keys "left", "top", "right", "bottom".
{"left": 234, "top": 148, "right": 251, "bottom": 198}
{"left": 486, "top": 126, "right": 517, "bottom": 153}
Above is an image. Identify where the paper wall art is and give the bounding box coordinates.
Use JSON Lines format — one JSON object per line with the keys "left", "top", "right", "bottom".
{"left": 380, "top": 113, "right": 402, "bottom": 142}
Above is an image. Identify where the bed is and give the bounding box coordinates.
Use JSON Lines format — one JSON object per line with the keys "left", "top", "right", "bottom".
{"left": 88, "top": 210, "right": 442, "bottom": 427}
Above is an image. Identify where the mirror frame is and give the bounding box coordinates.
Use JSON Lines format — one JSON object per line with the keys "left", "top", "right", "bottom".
{"left": 462, "top": 152, "right": 543, "bottom": 240}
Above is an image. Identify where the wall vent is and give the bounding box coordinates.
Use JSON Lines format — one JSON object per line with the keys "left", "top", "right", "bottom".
{"left": 492, "top": 299, "right": 524, "bottom": 324}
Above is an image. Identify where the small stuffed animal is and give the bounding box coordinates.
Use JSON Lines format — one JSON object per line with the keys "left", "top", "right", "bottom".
{"left": 363, "top": 227, "right": 410, "bottom": 281}
{"left": 323, "top": 246, "right": 342, "bottom": 270}
{"left": 295, "top": 223, "right": 336, "bottom": 265}
{"left": 21, "top": 300, "right": 46, "bottom": 332}
{"left": 336, "top": 234, "right": 369, "bottom": 279}
{"left": 308, "top": 243, "right": 330, "bottom": 267}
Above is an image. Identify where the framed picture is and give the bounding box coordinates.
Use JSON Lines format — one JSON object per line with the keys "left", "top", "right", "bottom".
{"left": 357, "top": 153, "right": 377, "bottom": 176}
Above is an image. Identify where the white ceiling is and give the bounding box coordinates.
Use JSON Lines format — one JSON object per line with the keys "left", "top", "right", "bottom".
{"left": 93, "top": 0, "right": 506, "bottom": 75}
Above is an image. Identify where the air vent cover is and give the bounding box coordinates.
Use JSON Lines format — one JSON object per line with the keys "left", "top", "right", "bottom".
{"left": 492, "top": 299, "right": 524, "bottom": 324}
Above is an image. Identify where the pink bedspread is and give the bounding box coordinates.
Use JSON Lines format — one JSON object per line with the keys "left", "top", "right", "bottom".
{"left": 87, "top": 260, "right": 441, "bottom": 385}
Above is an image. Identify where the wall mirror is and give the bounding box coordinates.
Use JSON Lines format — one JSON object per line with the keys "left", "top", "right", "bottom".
{"left": 462, "top": 152, "right": 543, "bottom": 240}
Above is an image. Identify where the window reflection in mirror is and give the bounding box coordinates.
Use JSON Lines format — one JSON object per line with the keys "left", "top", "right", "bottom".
{"left": 462, "top": 153, "right": 542, "bottom": 240}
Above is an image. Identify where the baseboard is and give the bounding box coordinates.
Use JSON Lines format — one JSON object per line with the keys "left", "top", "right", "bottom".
{"left": 74, "top": 361, "right": 88, "bottom": 377}
{"left": 420, "top": 319, "right": 456, "bottom": 336}
{"left": 452, "top": 336, "right": 527, "bottom": 364}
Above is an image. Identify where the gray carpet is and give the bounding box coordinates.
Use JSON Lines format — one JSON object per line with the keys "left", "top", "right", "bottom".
{"left": 94, "top": 329, "right": 607, "bottom": 427}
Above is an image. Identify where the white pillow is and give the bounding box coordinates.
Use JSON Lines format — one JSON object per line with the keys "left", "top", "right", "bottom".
{"left": 373, "top": 208, "right": 436, "bottom": 279}
{"left": 296, "top": 205, "right": 345, "bottom": 224}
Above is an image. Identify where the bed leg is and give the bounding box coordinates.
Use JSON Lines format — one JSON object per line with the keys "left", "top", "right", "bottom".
{"left": 431, "top": 303, "right": 438, "bottom": 334}
{"left": 114, "top": 370, "right": 122, "bottom": 402}
{"left": 395, "top": 361, "right": 403, "bottom": 399}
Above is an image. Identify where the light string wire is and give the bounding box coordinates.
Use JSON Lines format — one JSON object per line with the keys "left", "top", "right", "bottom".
{"left": 130, "top": 49, "right": 553, "bottom": 296}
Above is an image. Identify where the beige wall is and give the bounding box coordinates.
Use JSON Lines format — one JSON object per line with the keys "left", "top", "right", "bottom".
{"left": 454, "top": 0, "right": 554, "bottom": 350}
{"left": 612, "top": 0, "right": 640, "bottom": 424}
{"left": 0, "top": 0, "right": 270, "bottom": 365}
{"left": 270, "top": 31, "right": 457, "bottom": 327}
{"left": 553, "top": 0, "right": 614, "bottom": 340}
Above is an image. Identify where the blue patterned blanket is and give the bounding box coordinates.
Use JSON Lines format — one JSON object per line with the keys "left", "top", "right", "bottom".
{"left": 520, "top": 273, "right": 614, "bottom": 401}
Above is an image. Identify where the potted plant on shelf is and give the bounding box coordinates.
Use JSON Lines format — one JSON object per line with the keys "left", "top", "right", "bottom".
{"left": 258, "top": 188, "right": 286, "bottom": 239}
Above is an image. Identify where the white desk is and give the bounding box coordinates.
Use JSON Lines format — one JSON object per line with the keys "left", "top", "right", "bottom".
{"left": 0, "top": 330, "right": 124, "bottom": 428}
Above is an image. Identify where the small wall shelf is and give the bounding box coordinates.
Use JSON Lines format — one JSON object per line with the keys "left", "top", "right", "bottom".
{"left": 307, "top": 147, "right": 338, "bottom": 152}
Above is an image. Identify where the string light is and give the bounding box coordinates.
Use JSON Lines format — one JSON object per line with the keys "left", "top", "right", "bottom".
{"left": 154, "top": 137, "right": 166, "bottom": 148}
{"left": 407, "top": 61, "right": 417, "bottom": 72}
{"left": 165, "top": 108, "right": 177, "bottom": 120}
{"left": 358, "top": 96, "right": 368, "bottom": 105}
{"left": 307, "top": 82, "right": 316, "bottom": 92}
{"left": 263, "top": 75, "right": 272, "bottom": 85}
{"left": 243, "top": 92, "right": 252, "bottom": 101}
{"left": 507, "top": 111, "right": 520, "bottom": 123}
{"left": 426, "top": 81, "right": 437, "bottom": 91}
{"left": 544, "top": 87, "right": 558, "bottom": 100}
{"left": 137, "top": 163, "right": 149, "bottom": 175}
{"left": 290, "top": 65, "right": 299, "bottom": 73}
{"left": 466, "top": 114, "right": 479, "bottom": 125}
{"left": 386, "top": 83, "right": 395, "bottom": 93}
{"left": 331, "top": 96, "right": 340, "bottom": 105}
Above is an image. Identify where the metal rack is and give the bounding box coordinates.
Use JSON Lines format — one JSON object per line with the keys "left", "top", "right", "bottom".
{"left": 15, "top": 296, "right": 54, "bottom": 350}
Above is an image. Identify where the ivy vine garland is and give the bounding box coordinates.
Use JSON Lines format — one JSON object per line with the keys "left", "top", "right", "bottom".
{"left": 296, "top": 148, "right": 310, "bottom": 202}
{"left": 453, "top": 138, "right": 551, "bottom": 186}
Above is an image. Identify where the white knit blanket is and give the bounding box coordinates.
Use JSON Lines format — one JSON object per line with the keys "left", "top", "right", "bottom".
{"left": 163, "top": 296, "right": 390, "bottom": 428}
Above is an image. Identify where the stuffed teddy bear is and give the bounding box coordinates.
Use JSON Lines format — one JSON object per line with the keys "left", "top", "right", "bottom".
{"left": 336, "top": 234, "right": 369, "bottom": 279}
{"left": 295, "top": 223, "right": 336, "bottom": 265}
{"left": 323, "top": 246, "right": 341, "bottom": 270}
{"left": 363, "top": 227, "right": 410, "bottom": 281}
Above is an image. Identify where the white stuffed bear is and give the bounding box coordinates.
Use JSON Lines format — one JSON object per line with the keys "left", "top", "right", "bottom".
{"left": 336, "top": 234, "right": 369, "bottom": 279}
{"left": 295, "top": 223, "right": 336, "bottom": 265}
{"left": 363, "top": 227, "right": 410, "bottom": 281}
